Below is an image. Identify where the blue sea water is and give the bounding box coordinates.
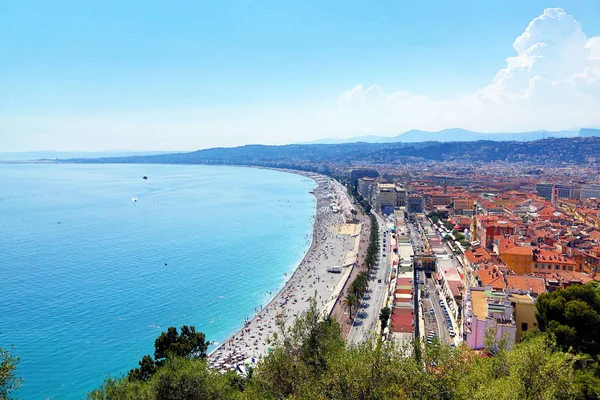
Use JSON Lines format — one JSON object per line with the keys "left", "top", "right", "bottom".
{"left": 0, "top": 163, "right": 316, "bottom": 399}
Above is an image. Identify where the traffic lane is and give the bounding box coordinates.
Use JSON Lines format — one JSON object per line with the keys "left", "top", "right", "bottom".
{"left": 348, "top": 219, "right": 390, "bottom": 344}
{"left": 428, "top": 281, "right": 454, "bottom": 344}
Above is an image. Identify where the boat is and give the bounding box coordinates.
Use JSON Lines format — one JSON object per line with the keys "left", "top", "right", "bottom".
{"left": 131, "top": 197, "right": 138, "bottom": 202}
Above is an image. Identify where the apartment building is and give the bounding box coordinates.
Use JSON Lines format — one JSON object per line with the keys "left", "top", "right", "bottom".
{"left": 462, "top": 287, "right": 517, "bottom": 350}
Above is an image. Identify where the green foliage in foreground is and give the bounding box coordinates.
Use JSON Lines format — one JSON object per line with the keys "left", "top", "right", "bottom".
{"left": 536, "top": 282, "right": 600, "bottom": 358}
{"left": 88, "top": 298, "right": 600, "bottom": 400}
{"left": 128, "top": 325, "right": 209, "bottom": 382}
{"left": 0, "top": 343, "right": 22, "bottom": 400}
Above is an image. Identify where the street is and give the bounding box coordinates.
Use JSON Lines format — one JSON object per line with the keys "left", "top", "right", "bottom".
{"left": 348, "top": 213, "right": 391, "bottom": 344}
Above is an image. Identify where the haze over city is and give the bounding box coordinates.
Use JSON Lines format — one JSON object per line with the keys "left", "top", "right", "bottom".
{"left": 1, "top": 1, "right": 599, "bottom": 152}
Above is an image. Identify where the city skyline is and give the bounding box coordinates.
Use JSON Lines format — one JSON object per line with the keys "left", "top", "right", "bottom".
{"left": 1, "top": 1, "right": 599, "bottom": 151}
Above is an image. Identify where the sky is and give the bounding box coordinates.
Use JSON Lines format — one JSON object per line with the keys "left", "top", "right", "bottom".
{"left": 1, "top": 0, "right": 600, "bottom": 151}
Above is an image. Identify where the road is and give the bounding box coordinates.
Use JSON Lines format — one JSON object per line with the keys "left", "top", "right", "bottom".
{"left": 425, "top": 277, "right": 454, "bottom": 344}
{"left": 348, "top": 213, "right": 391, "bottom": 344}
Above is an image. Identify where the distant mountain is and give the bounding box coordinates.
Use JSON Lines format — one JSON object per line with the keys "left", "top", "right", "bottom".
{"left": 304, "top": 128, "right": 580, "bottom": 144}
{"left": 580, "top": 128, "right": 600, "bottom": 137}
{"left": 60, "top": 136, "right": 600, "bottom": 168}
{"left": 0, "top": 150, "right": 180, "bottom": 161}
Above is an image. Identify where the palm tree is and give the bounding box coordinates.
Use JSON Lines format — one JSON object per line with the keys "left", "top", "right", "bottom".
{"left": 343, "top": 293, "right": 358, "bottom": 318}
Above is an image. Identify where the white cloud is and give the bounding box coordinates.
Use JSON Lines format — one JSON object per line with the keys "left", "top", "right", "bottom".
{"left": 334, "top": 7, "right": 600, "bottom": 134}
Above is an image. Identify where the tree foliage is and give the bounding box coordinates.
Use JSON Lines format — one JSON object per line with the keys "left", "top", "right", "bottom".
{"left": 536, "top": 283, "right": 600, "bottom": 358}
{"left": 0, "top": 344, "right": 21, "bottom": 400}
{"left": 379, "top": 307, "right": 391, "bottom": 333}
{"left": 127, "top": 325, "right": 209, "bottom": 382}
{"left": 154, "top": 325, "right": 209, "bottom": 362}
{"left": 90, "top": 294, "right": 600, "bottom": 400}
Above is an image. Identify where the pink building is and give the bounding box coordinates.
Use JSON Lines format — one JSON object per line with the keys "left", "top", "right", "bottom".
{"left": 462, "top": 287, "right": 516, "bottom": 350}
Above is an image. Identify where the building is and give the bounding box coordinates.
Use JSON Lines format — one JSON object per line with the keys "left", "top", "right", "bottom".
{"left": 407, "top": 194, "right": 423, "bottom": 213}
{"left": 474, "top": 216, "right": 517, "bottom": 249}
{"left": 453, "top": 197, "right": 474, "bottom": 215}
{"left": 357, "top": 177, "right": 378, "bottom": 203}
{"left": 350, "top": 169, "right": 379, "bottom": 180}
{"left": 507, "top": 292, "right": 538, "bottom": 343}
{"left": 377, "top": 183, "right": 397, "bottom": 214}
{"left": 474, "top": 264, "right": 506, "bottom": 290}
{"left": 462, "top": 287, "right": 517, "bottom": 350}
{"left": 532, "top": 249, "right": 577, "bottom": 272}
{"left": 395, "top": 186, "right": 408, "bottom": 207}
{"left": 580, "top": 184, "right": 600, "bottom": 200}
{"left": 536, "top": 183, "right": 579, "bottom": 200}
{"left": 504, "top": 275, "right": 546, "bottom": 297}
{"left": 498, "top": 244, "right": 534, "bottom": 275}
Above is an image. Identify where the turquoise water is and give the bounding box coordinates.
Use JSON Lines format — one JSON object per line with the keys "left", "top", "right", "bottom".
{"left": 0, "top": 164, "right": 316, "bottom": 399}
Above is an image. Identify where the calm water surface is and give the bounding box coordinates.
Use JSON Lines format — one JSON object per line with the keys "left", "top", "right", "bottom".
{"left": 0, "top": 163, "right": 316, "bottom": 399}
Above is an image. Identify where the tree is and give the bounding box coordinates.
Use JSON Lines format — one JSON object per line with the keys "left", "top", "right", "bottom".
{"left": 343, "top": 294, "right": 358, "bottom": 318}
{"left": 536, "top": 283, "right": 600, "bottom": 358}
{"left": 379, "top": 306, "right": 391, "bottom": 332}
{"left": 128, "top": 355, "right": 156, "bottom": 382}
{"left": 154, "top": 325, "right": 209, "bottom": 364}
{"left": 0, "top": 345, "right": 21, "bottom": 400}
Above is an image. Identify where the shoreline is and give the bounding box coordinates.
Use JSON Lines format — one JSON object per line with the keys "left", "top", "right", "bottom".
{"left": 208, "top": 170, "right": 358, "bottom": 371}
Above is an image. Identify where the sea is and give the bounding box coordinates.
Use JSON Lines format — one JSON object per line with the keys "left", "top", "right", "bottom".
{"left": 0, "top": 163, "right": 317, "bottom": 399}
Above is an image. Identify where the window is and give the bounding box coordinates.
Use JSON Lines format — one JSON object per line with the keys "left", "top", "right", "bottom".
{"left": 534, "top": 264, "right": 538, "bottom": 268}
{"left": 522, "top": 322, "right": 528, "bottom": 332}
{"left": 555, "top": 265, "right": 560, "bottom": 270}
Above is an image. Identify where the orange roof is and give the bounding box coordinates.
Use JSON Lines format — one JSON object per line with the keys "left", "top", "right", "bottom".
{"left": 475, "top": 265, "right": 506, "bottom": 290}
{"left": 535, "top": 249, "right": 577, "bottom": 266}
{"left": 501, "top": 246, "right": 534, "bottom": 256}
{"left": 465, "top": 247, "right": 492, "bottom": 265}
{"left": 505, "top": 275, "right": 546, "bottom": 295}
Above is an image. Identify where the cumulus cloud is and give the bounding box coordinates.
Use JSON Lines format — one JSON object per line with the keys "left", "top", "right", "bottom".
{"left": 335, "top": 8, "right": 600, "bottom": 134}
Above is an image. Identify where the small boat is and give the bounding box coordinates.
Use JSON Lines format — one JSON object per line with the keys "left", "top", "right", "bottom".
{"left": 131, "top": 197, "right": 138, "bottom": 202}
{"left": 143, "top": 176, "right": 148, "bottom": 180}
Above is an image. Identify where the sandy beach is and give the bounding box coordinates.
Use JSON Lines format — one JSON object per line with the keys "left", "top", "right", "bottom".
{"left": 208, "top": 172, "right": 359, "bottom": 372}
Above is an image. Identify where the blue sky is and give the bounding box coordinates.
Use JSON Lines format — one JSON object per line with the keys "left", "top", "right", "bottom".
{"left": 1, "top": 0, "right": 600, "bottom": 151}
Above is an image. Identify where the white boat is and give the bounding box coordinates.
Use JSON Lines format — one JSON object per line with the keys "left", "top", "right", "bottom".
{"left": 131, "top": 197, "right": 138, "bottom": 202}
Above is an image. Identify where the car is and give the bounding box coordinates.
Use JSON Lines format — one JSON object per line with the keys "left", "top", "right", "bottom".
{"left": 439, "top": 300, "right": 444, "bottom": 305}
{"left": 377, "top": 279, "right": 382, "bottom": 283}
{"left": 419, "top": 280, "right": 425, "bottom": 285}
{"left": 449, "top": 331, "right": 456, "bottom": 338}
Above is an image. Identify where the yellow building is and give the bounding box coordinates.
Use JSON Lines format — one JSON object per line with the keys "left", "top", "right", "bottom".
{"left": 377, "top": 183, "right": 397, "bottom": 212}
{"left": 454, "top": 198, "right": 474, "bottom": 211}
{"left": 499, "top": 245, "right": 534, "bottom": 275}
{"left": 508, "top": 293, "right": 538, "bottom": 343}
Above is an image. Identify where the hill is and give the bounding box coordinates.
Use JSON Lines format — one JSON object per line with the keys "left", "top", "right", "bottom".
{"left": 304, "top": 128, "right": 579, "bottom": 144}
{"left": 62, "top": 136, "right": 600, "bottom": 168}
